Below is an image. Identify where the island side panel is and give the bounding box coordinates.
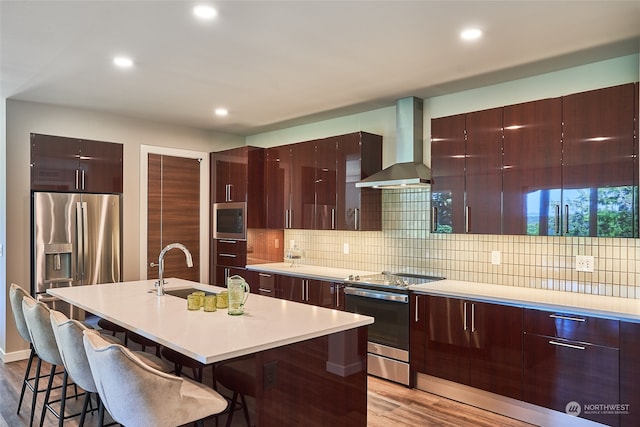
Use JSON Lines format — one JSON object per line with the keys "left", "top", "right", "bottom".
{"left": 255, "top": 326, "right": 368, "bottom": 426}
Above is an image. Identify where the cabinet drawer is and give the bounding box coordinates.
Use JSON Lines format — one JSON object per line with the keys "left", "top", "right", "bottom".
{"left": 257, "top": 272, "right": 276, "bottom": 297}
{"left": 524, "top": 308, "right": 619, "bottom": 347}
{"left": 216, "top": 239, "right": 247, "bottom": 255}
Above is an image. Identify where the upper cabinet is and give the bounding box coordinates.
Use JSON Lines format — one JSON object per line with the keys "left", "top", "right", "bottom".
{"left": 31, "top": 133, "right": 123, "bottom": 193}
{"left": 211, "top": 146, "right": 264, "bottom": 228}
{"left": 431, "top": 83, "right": 639, "bottom": 237}
{"left": 431, "top": 114, "right": 465, "bottom": 233}
{"left": 265, "top": 131, "right": 382, "bottom": 231}
{"left": 336, "top": 132, "right": 382, "bottom": 231}
{"left": 464, "top": 108, "right": 503, "bottom": 234}
{"left": 562, "top": 84, "right": 637, "bottom": 237}
{"left": 503, "top": 98, "right": 562, "bottom": 235}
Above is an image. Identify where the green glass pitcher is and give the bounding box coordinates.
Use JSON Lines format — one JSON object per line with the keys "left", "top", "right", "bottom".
{"left": 227, "top": 275, "right": 250, "bottom": 315}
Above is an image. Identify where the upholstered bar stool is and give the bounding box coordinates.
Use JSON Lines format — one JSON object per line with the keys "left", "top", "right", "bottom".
{"left": 50, "top": 310, "right": 172, "bottom": 427}
{"left": 21, "top": 297, "right": 76, "bottom": 427}
{"left": 9, "top": 284, "right": 48, "bottom": 420}
{"left": 83, "top": 330, "right": 228, "bottom": 427}
{"left": 215, "top": 355, "right": 257, "bottom": 427}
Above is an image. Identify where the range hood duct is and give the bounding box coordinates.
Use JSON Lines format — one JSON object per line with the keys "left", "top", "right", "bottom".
{"left": 356, "top": 96, "right": 431, "bottom": 189}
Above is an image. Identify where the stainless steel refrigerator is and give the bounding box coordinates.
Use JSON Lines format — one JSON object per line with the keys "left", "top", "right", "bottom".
{"left": 32, "top": 192, "right": 122, "bottom": 319}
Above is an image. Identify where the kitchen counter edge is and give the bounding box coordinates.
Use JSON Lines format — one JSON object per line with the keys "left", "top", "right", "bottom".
{"left": 411, "top": 279, "right": 640, "bottom": 323}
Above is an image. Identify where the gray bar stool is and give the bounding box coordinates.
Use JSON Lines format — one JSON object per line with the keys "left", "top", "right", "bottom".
{"left": 8, "top": 284, "right": 49, "bottom": 421}
{"left": 83, "top": 330, "right": 228, "bottom": 427}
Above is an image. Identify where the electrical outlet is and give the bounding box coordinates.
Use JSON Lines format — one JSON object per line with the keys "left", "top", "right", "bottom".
{"left": 343, "top": 243, "right": 349, "bottom": 254}
{"left": 491, "top": 250, "right": 501, "bottom": 265}
{"left": 576, "top": 255, "right": 595, "bottom": 272}
{"left": 263, "top": 361, "right": 278, "bottom": 389}
{"left": 289, "top": 240, "right": 295, "bottom": 249}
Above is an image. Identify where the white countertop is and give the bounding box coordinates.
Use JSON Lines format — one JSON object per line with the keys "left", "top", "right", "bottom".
{"left": 246, "top": 262, "right": 378, "bottom": 281}
{"left": 411, "top": 279, "right": 640, "bottom": 322}
{"left": 48, "top": 278, "right": 373, "bottom": 364}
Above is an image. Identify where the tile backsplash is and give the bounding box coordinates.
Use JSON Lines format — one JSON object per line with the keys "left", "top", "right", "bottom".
{"left": 285, "top": 189, "right": 640, "bottom": 299}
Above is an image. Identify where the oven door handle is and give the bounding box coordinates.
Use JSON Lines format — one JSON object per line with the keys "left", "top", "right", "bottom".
{"left": 344, "top": 287, "right": 409, "bottom": 303}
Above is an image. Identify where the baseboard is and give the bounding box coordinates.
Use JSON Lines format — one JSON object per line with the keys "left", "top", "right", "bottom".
{"left": 415, "top": 373, "right": 607, "bottom": 427}
{"left": 1, "top": 348, "right": 31, "bottom": 363}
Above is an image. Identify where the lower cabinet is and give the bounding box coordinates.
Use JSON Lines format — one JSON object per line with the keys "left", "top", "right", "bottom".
{"left": 522, "top": 309, "right": 620, "bottom": 427}
{"left": 621, "top": 322, "right": 640, "bottom": 426}
{"left": 418, "top": 294, "right": 523, "bottom": 399}
{"left": 276, "top": 275, "right": 335, "bottom": 308}
{"left": 411, "top": 293, "right": 632, "bottom": 426}
{"left": 255, "top": 272, "right": 276, "bottom": 297}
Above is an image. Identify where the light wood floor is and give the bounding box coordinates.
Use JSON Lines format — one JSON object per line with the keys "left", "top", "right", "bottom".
{"left": 1, "top": 356, "right": 535, "bottom": 427}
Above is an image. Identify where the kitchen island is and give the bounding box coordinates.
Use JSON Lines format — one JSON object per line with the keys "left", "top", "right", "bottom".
{"left": 48, "top": 278, "right": 373, "bottom": 426}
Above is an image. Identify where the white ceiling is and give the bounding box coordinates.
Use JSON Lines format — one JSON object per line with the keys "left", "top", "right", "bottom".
{"left": 1, "top": 1, "right": 639, "bottom": 136}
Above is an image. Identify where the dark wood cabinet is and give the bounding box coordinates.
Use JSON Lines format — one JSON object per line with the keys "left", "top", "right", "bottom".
{"left": 265, "top": 146, "right": 291, "bottom": 229}
{"left": 621, "top": 321, "right": 640, "bottom": 427}
{"left": 464, "top": 107, "right": 503, "bottom": 234}
{"left": 502, "top": 98, "right": 562, "bottom": 235}
{"left": 523, "top": 308, "right": 620, "bottom": 427}
{"left": 430, "top": 114, "right": 466, "bottom": 233}
{"left": 431, "top": 83, "right": 638, "bottom": 237}
{"left": 255, "top": 272, "right": 276, "bottom": 297}
{"left": 212, "top": 147, "right": 247, "bottom": 203}
{"left": 211, "top": 147, "right": 264, "bottom": 228}
{"left": 336, "top": 132, "right": 382, "bottom": 231}
{"left": 276, "top": 274, "right": 335, "bottom": 308}
{"left": 409, "top": 293, "right": 428, "bottom": 376}
{"left": 562, "top": 83, "right": 637, "bottom": 237}
{"left": 422, "top": 295, "right": 522, "bottom": 399}
{"left": 31, "top": 133, "right": 123, "bottom": 193}
{"left": 265, "top": 132, "right": 382, "bottom": 231}
{"left": 213, "top": 239, "right": 247, "bottom": 286}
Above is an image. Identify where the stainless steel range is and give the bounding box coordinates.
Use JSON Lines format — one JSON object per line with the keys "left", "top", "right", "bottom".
{"left": 344, "top": 272, "right": 444, "bottom": 386}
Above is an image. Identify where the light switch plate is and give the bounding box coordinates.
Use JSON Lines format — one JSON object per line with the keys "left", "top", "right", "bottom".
{"left": 491, "top": 250, "right": 501, "bottom": 265}
{"left": 576, "top": 255, "right": 595, "bottom": 272}
{"left": 343, "top": 243, "right": 349, "bottom": 254}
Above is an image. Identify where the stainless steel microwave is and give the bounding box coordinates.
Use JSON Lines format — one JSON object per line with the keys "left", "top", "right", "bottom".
{"left": 213, "top": 202, "right": 247, "bottom": 240}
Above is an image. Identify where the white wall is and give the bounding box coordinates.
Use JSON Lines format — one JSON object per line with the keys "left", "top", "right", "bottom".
{"left": 2, "top": 100, "right": 243, "bottom": 358}
{"left": 0, "top": 97, "right": 7, "bottom": 356}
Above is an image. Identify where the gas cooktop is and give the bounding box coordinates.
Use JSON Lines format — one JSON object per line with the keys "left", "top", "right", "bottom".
{"left": 345, "top": 271, "right": 444, "bottom": 290}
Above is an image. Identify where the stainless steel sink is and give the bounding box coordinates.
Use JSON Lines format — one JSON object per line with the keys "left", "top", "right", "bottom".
{"left": 163, "top": 288, "right": 215, "bottom": 299}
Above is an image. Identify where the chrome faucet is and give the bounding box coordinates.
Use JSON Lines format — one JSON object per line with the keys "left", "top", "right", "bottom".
{"left": 156, "top": 243, "right": 193, "bottom": 296}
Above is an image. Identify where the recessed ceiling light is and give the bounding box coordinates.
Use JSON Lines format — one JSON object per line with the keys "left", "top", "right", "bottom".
{"left": 215, "top": 108, "right": 228, "bottom": 117}
{"left": 193, "top": 5, "right": 217, "bottom": 19}
{"left": 113, "top": 56, "right": 133, "bottom": 68}
{"left": 460, "top": 28, "right": 482, "bottom": 41}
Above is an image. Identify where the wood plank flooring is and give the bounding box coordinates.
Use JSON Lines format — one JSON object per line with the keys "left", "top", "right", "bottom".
{"left": 1, "top": 356, "right": 535, "bottom": 426}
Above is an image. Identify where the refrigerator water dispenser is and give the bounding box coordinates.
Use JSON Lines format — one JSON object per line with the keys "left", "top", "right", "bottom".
{"left": 44, "top": 243, "right": 73, "bottom": 283}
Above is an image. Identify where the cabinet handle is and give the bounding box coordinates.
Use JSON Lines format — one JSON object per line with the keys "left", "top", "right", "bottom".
{"left": 415, "top": 295, "right": 420, "bottom": 322}
{"left": 224, "top": 268, "right": 230, "bottom": 285}
{"left": 225, "top": 184, "right": 232, "bottom": 201}
{"left": 258, "top": 273, "right": 272, "bottom": 278}
{"left": 75, "top": 169, "right": 80, "bottom": 190}
{"left": 354, "top": 208, "right": 360, "bottom": 230}
{"left": 554, "top": 204, "right": 560, "bottom": 235}
{"left": 564, "top": 204, "right": 569, "bottom": 234}
{"left": 465, "top": 206, "right": 470, "bottom": 233}
{"left": 259, "top": 288, "right": 272, "bottom": 294}
{"left": 219, "top": 253, "right": 236, "bottom": 258}
{"left": 335, "top": 285, "right": 341, "bottom": 308}
{"left": 284, "top": 210, "right": 289, "bottom": 229}
{"left": 431, "top": 207, "right": 438, "bottom": 232}
{"left": 471, "top": 303, "right": 476, "bottom": 332}
{"left": 220, "top": 239, "right": 237, "bottom": 244}
{"left": 463, "top": 302, "right": 468, "bottom": 331}
{"left": 81, "top": 170, "right": 85, "bottom": 190}
{"left": 549, "top": 314, "right": 586, "bottom": 322}
{"left": 549, "top": 340, "right": 586, "bottom": 350}
{"left": 288, "top": 209, "right": 293, "bottom": 228}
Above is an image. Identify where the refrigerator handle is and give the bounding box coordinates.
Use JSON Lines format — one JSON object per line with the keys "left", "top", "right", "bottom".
{"left": 76, "top": 202, "right": 84, "bottom": 280}
{"left": 82, "top": 201, "right": 89, "bottom": 281}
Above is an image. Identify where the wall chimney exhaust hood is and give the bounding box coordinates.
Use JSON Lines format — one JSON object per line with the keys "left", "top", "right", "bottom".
{"left": 356, "top": 96, "right": 431, "bottom": 189}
